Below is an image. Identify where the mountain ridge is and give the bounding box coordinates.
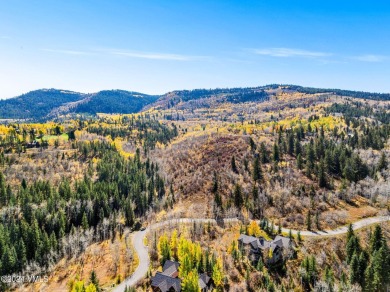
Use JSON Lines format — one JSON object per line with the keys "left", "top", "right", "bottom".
{"left": 1, "top": 85, "right": 390, "bottom": 121}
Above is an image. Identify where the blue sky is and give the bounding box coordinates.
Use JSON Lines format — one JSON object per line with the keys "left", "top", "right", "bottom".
{"left": 1, "top": 0, "right": 390, "bottom": 98}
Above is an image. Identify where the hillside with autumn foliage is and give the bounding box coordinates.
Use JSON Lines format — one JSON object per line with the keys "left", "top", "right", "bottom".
{"left": 0, "top": 85, "right": 389, "bottom": 291}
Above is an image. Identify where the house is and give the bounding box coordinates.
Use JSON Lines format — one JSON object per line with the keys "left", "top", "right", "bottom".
{"left": 151, "top": 273, "right": 181, "bottom": 292}
{"left": 238, "top": 235, "right": 271, "bottom": 253}
{"left": 161, "top": 260, "right": 180, "bottom": 278}
{"left": 238, "top": 234, "right": 294, "bottom": 265}
{"left": 151, "top": 261, "right": 214, "bottom": 292}
{"left": 151, "top": 260, "right": 181, "bottom": 292}
{"left": 198, "top": 273, "right": 213, "bottom": 291}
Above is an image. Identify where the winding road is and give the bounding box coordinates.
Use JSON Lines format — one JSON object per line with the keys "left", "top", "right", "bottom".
{"left": 112, "top": 215, "right": 390, "bottom": 291}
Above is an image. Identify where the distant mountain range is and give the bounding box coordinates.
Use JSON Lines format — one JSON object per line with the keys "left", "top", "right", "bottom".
{"left": 0, "top": 85, "right": 389, "bottom": 121}
{"left": 0, "top": 89, "right": 158, "bottom": 120}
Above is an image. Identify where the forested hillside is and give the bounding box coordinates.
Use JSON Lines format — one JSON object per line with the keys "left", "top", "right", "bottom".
{"left": 0, "top": 90, "right": 158, "bottom": 121}
{"left": 2, "top": 85, "right": 390, "bottom": 121}
{"left": 0, "top": 86, "right": 389, "bottom": 292}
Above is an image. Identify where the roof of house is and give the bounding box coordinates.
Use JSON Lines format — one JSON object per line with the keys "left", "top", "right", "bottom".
{"left": 151, "top": 272, "right": 181, "bottom": 292}
{"left": 198, "top": 273, "right": 211, "bottom": 289}
{"left": 273, "top": 235, "right": 292, "bottom": 249}
{"left": 238, "top": 234, "right": 270, "bottom": 250}
{"left": 161, "top": 260, "right": 180, "bottom": 277}
{"left": 239, "top": 234, "right": 292, "bottom": 252}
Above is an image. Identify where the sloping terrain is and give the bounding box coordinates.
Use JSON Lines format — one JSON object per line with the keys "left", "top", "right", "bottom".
{"left": 3, "top": 84, "right": 389, "bottom": 121}
{"left": 0, "top": 89, "right": 158, "bottom": 120}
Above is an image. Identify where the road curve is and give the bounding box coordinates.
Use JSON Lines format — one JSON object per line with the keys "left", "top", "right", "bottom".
{"left": 112, "top": 215, "right": 389, "bottom": 291}
{"left": 112, "top": 229, "right": 149, "bottom": 292}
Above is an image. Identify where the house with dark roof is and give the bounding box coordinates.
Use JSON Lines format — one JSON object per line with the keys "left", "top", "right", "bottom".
{"left": 151, "top": 273, "right": 181, "bottom": 292}
{"left": 161, "top": 260, "right": 180, "bottom": 278}
{"left": 151, "top": 260, "right": 181, "bottom": 292}
{"left": 151, "top": 261, "right": 214, "bottom": 292}
{"left": 238, "top": 234, "right": 294, "bottom": 265}
{"left": 198, "top": 273, "right": 213, "bottom": 291}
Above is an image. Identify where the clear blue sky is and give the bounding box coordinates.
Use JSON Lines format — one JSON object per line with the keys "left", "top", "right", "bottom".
{"left": 1, "top": 0, "right": 390, "bottom": 98}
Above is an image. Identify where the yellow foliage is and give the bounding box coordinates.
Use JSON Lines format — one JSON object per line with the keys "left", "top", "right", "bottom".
{"left": 247, "top": 221, "right": 261, "bottom": 237}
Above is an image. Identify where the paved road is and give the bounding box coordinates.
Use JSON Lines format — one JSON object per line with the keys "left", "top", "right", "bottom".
{"left": 276, "top": 215, "right": 390, "bottom": 236}
{"left": 112, "top": 229, "right": 149, "bottom": 292}
{"left": 112, "top": 215, "right": 389, "bottom": 291}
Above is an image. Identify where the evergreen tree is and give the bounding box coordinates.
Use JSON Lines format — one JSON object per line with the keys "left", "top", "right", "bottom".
{"left": 287, "top": 133, "right": 294, "bottom": 155}
{"left": 294, "top": 139, "right": 302, "bottom": 156}
{"left": 349, "top": 253, "right": 359, "bottom": 284}
{"left": 231, "top": 156, "right": 238, "bottom": 173}
{"left": 376, "top": 151, "right": 387, "bottom": 172}
{"left": 346, "top": 235, "right": 361, "bottom": 264}
{"left": 252, "top": 157, "right": 262, "bottom": 182}
{"left": 249, "top": 137, "right": 256, "bottom": 151}
{"left": 297, "top": 153, "right": 303, "bottom": 170}
{"left": 272, "top": 142, "right": 280, "bottom": 162}
{"left": 318, "top": 159, "right": 327, "bottom": 188}
{"left": 346, "top": 223, "right": 354, "bottom": 243}
{"left": 212, "top": 171, "right": 218, "bottom": 194}
{"left": 306, "top": 142, "right": 315, "bottom": 176}
{"left": 357, "top": 251, "right": 368, "bottom": 288}
{"left": 260, "top": 142, "right": 269, "bottom": 163}
{"left": 369, "top": 225, "right": 383, "bottom": 253}
{"left": 315, "top": 212, "right": 320, "bottom": 230}
{"left": 234, "top": 184, "right": 243, "bottom": 209}
{"left": 0, "top": 172, "right": 6, "bottom": 207}
{"left": 89, "top": 270, "right": 100, "bottom": 292}
{"left": 82, "top": 212, "right": 89, "bottom": 230}
{"left": 306, "top": 212, "right": 312, "bottom": 231}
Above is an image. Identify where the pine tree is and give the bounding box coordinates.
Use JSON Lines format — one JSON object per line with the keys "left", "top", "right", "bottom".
{"left": 231, "top": 156, "right": 238, "bottom": 173}
{"left": 234, "top": 184, "right": 243, "bottom": 209}
{"left": 306, "top": 212, "right": 312, "bottom": 231}
{"left": 89, "top": 270, "right": 100, "bottom": 292}
{"left": 350, "top": 253, "right": 359, "bottom": 284}
{"left": 287, "top": 133, "right": 294, "bottom": 155}
{"left": 82, "top": 212, "right": 89, "bottom": 230}
{"left": 318, "top": 159, "right": 327, "bottom": 188}
{"left": 252, "top": 157, "right": 262, "bottom": 182}
{"left": 367, "top": 244, "right": 390, "bottom": 291}
{"left": 249, "top": 137, "right": 256, "bottom": 151}
{"left": 297, "top": 153, "right": 303, "bottom": 170}
{"left": 212, "top": 171, "right": 218, "bottom": 194}
{"left": 260, "top": 142, "right": 269, "bottom": 163}
{"left": 315, "top": 212, "right": 320, "bottom": 230}
{"left": 124, "top": 201, "right": 135, "bottom": 228}
{"left": 346, "top": 223, "right": 354, "bottom": 242}
{"left": 324, "top": 266, "right": 335, "bottom": 289}
{"left": 306, "top": 142, "right": 315, "bottom": 176}
{"left": 346, "top": 235, "right": 361, "bottom": 264}
{"left": 0, "top": 172, "right": 6, "bottom": 207}
{"left": 376, "top": 151, "right": 387, "bottom": 172}
{"left": 294, "top": 139, "right": 302, "bottom": 156}
{"left": 369, "top": 225, "right": 383, "bottom": 253}
{"left": 357, "top": 251, "right": 368, "bottom": 287}
{"left": 272, "top": 142, "right": 280, "bottom": 162}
